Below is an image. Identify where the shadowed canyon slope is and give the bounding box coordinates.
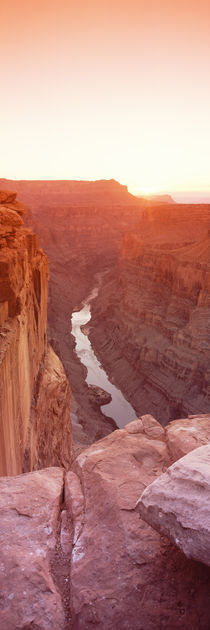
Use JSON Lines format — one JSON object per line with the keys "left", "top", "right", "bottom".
{"left": 0, "top": 190, "right": 71, "bottom": 475}
{"left": 90, "top": 202, "right": 210, "bottom": 425}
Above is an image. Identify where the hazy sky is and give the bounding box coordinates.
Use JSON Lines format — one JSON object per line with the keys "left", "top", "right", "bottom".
{"left": 1, "top": 0, "right": 210, "bottom": 194}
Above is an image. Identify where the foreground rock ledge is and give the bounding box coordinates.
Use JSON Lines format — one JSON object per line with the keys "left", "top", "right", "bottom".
{"left": 69, "top": 415, "right": 210, "bottom": 629}
{"left": 1, "top": 416, "right": 210, "bottom": 629}
{"left": 0, "top": 468, "right": 65, "bottom": 630}
{"left": 138, "top": 444, "right": 210, "bottom": 567}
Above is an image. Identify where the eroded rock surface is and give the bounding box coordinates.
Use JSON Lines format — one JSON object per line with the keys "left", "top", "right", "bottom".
{"left": 138, "top": 445, "right": 210, "bottom": 567}
{"left": 0, "top": 190, "right": 71, "bottom": 475}
{"left": 25, "top": 345, "right": 72, "bottom": 471}
{"left": 0, "top": 415, "right": 210, "bottom": 629}
{"left": 0, "top": 467, "right": 65, "bottom": 630}
{"left": 166, "top": 413, "right": 210, "bottom": 461}
{"left": 90, "top": 203, "right": 210, "bottom": 425}
{"left": 67, "top": 415, "right": 210, "bottom": 629}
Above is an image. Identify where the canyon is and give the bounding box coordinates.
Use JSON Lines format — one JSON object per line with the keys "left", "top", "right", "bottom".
{"left": 90, "top": 202, "right": 210, "bottom": 425}
{"left": 1, "top": 178, "right": 209, "bottom": 436}
{"left": 0, "top": 181, "right": 209, "bottom": 628}
{"left": 0, "top": 178, "right": 144, "bottom": 446}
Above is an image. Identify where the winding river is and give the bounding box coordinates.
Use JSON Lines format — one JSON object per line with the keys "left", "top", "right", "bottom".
{"left": 71, "top": 283, "right": 136, "bottom": 429}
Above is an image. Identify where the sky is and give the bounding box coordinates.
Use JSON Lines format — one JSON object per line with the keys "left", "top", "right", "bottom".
{"left": 0, "top": 0, "right": 210, "bottom": 195}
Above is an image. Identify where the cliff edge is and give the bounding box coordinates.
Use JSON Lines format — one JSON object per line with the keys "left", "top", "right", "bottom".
{"left": 0, "top": 191, "right": 71, "bottom": 476}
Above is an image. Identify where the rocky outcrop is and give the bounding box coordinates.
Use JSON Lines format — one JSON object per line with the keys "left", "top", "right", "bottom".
{"left": 138, "top": 444, "right": 210, "bottom": 567}
{"left": 24, "top": 345, "right": 71, "bottom": 472}
{"left": 0, "top": 191, "right": 71, "bottom": 476}
{"left": 67, "top": 414, "right": 210, "bottom": 629}
{"left": 1, "top": 413, "right": 210, "bottom": 629}
{"left": 90, "top": 203, "right": 210, "bottom": 425}
{"left": 0, "top": 467, "right": 65, "bottom": 629}
{"left": 166, "top": 413, "right": 210, "bottom": 460}
{"left": 0, "top": 413, "right": 209, "bottom": 629}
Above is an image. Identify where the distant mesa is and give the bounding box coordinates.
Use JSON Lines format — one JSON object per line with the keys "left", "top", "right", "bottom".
{"left": 140, "top": 193, "right": 175, "bottom": 204}
{"left": 0, "top": 178, "right": 143, "bottom": 207}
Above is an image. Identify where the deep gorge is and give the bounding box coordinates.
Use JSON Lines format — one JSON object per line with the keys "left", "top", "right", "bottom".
{"left": 0, "top": 180, "right": 209, "bottom": 629}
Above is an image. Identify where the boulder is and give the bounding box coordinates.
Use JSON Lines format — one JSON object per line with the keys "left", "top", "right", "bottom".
{"left": 0, "top": 418, "right": 210, "bottom": 629}
{"left": 87, "top": 384, "right": 112, "bottom": 407}
{"left": 166, "top": 414, "right": 210, "bottom": 461}
{"left": 68, "top": 417, "right": 210, "bottom": 629}
{"left": 138, "top": 444, "right": 210, "bottom": 567}
{"left": 0, "top": 468, "right": 65, "bottom": 629}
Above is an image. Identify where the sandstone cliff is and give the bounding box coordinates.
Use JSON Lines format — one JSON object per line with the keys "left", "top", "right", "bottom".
{"left": 90, "top": 203, "right": 210, "bottom": 425}
{"left": 0, "top": 191, "right": 71, "bottom": 476}
{"left": 0, "top": 413, "right": 209, "bottom": 629}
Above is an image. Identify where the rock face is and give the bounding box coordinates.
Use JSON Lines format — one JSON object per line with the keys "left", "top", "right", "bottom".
{"left": 138, "top": 444, "right": 210, "bottom": 567}
{"left": 166, "top": 413, "right": 210, "bottom": 460}
{"left": 90, "top": 203, "right": 210, "bottom": 425}
{"left": 0, "top": 414, "right": 210, "bottom": 629}
{"left": 67, "top": 414, "right": 210, "bottom": 629}
{"left": 0, "top": 467, "right": 65, "bottom": 630}
{"left": 24, "top": 345, "right": 71, "bottom": 472}
{"left": 0, "top": 178, "right": 143, "bottom": 443}
{"left": 0, "top": 190, "right": 71, "bottom": 476}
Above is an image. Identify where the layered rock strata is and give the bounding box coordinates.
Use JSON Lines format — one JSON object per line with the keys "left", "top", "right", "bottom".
{"left": 0, "top": 191, "right": 71, "bottom": 476}
{"left": 1, "top": 413, "right": 209, "bottom": 629}
{"left": 138, "top": 444, "right": 210, "bottom": 567}
{"left": 1, "top": 181, "right": 209, "bottom": 435}
{"left": 0, "top": 179, "right": 143, "bottom": 443}
{"left": 90, "top": 203, "right": 210, "bottom": 425}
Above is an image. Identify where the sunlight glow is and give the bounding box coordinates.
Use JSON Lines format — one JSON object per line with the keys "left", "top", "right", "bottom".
{"left": 0, "top": 0, "right": 209, "bottom": 192}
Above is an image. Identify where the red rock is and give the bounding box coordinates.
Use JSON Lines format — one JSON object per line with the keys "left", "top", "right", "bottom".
{"left": 138, "top": 444, "right": 210, "bottom": 567}
{"left": 68, "top": 416, "right": 210, "bottom": 629}
{"left": 0, "top": 192, "right": 71, "bottom": 476}
{"left": 166, "top": 413, "right": 210, "bottom": 461}
{"left": 4, "top": 199, "right": 27, "bottom": 215}
{"left": 0, "top": 415, "right": 210, "bottom": 628}
{"left": 28, "top": 345, "right": 72, "bottom": 471}
{"left": 0, "top": 178, "right": 144, "bottom": 443}
{"left": 0, "top": 190, "right": 17, "bottom": 204}
{"left": 89, "top": 206, "right": 210, "bottom": 426}
{"left": 0, "top": 467, "right": 65, "bottom": 629}
{"left": 0, "top": 206, "right": 23, "bottom": 228}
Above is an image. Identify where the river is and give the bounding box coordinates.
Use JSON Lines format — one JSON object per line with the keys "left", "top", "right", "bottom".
{"left": 71, "top": 282, "right": 136, "bottom": 429}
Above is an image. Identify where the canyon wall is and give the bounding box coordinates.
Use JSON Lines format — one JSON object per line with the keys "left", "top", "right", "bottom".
{"left": 0, "top": 179, "right": 143, "bottom": 442}
{"left": 90, "top": 203, "right": 210, "bottom": 425}
{"left": 0, "top": 190, "right": 71, "bottom": 476}
{"left": 1, "top": 180, "right": 209, "bottom": 434}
